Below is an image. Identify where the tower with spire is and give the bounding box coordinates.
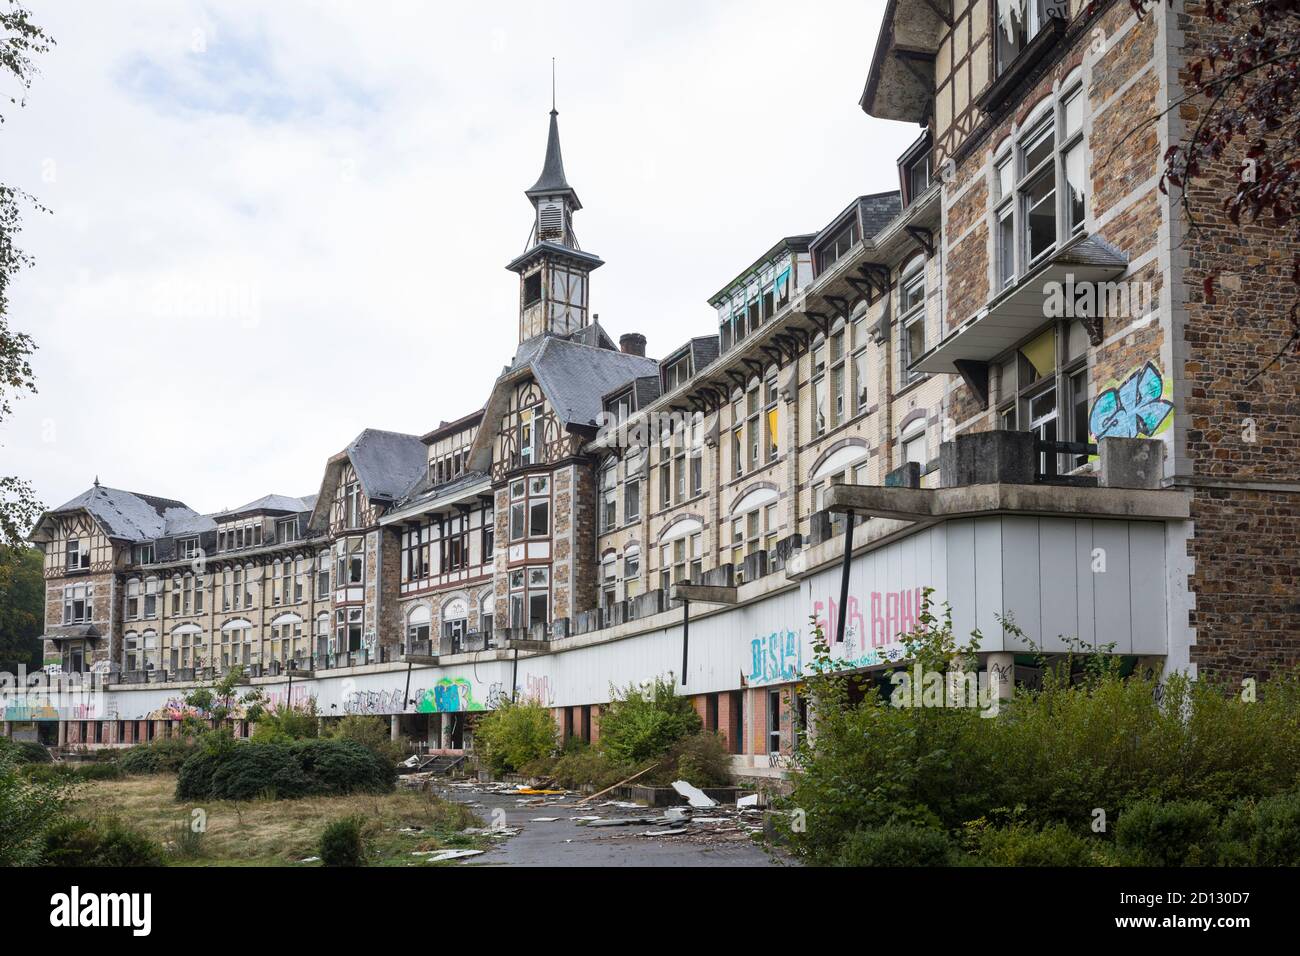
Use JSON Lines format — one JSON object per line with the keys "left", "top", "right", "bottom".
{"left": 507, "top": 97, "right": 604, "bottom": 345}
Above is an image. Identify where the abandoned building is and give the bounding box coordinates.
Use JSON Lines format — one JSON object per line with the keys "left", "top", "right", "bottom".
{"left": 14, "top": 0, "right": 1298, "bottom": 773}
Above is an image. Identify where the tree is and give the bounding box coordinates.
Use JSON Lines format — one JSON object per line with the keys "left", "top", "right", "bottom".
{"left": 0, "top": 2, "right": 53, "bottom": 545}
{"left": 0, "top": 542, "right": 42, "bottom": 672}
{"left": 1140, "top": 0, "right": 1300, "bottom": 381}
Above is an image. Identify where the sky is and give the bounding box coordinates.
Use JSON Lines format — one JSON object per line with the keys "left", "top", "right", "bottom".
{"left": 1, "top": 0, "right": 921, "bottom": 519}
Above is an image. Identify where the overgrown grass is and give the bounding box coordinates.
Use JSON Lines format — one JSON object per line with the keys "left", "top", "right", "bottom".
{"left": 71, "top": 774, "right": 483, "bottom": 866}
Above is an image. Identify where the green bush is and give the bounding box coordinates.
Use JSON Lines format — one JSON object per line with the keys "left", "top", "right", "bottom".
{"left": 252, "top": 701, "right": 320, "bottom": 743}
{"left": 654, "top": 732, "right": 731, "bottom": 788}
{"left": 598, "top": 677, "right": 701, "bottom": 765}
{"left": 319, "top": 815, "right": 366, "bottom": 867}
{"left": 835, "top": 823, "right": 955, "bottom": 867}
{"left": 781, "top": 591, "right": 1300, "bottom": 865}
{"left": 176, "top": 739, "right": 395, "bottom": 801}
{"left": 970, "top": 822, "right": 1101, "bottom": 867}
{"left": 118, "top": 738, "right": 195, "bottom": 775}
{"left": 23, "top": 761, "right": 123, "bottom": 783}
{"left": 0, "top": 748, "right": 73, "bottom": 866}
{"left": 550, "top": 749, "right": 635, "bottom": 791}
{"left": 0, "top": 738, "right": 51, "bottom": 764}
{"left": 1219, "top": 790, "right": 1300, "bottom": 866}
{"left": 1116, "top": 799, "right": 1221, "bottom": 866}
{"left": 44, "top": 817, "right": 163, "bottom": 867}
{"left": 327, "top": 714, "right": 406, "bottom": 763}
{"left": 473, "top": 699, "right": 558, "bottom": 774}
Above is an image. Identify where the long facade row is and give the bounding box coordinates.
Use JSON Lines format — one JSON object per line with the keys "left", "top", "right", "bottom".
{"left": 17, "top": 0, "right": 1298, "bottom": 767}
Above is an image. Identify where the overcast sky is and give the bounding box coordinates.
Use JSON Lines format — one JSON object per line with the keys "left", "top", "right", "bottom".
{"left": 2, "top": 0, "right": 919, "bottom": 518}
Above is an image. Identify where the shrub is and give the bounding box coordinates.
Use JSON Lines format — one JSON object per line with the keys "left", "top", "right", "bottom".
{"left": 1116, "top": 799, "right": 1221, "bottom": 866}
{"left": 0, "top": 738, "right": 51, "bottom": 764}
{"left": 176, "top": 739, "right": 394, "bottom": 801}
{"left": 473, "top": 699, "right": 558, "bottom": 774}
{"left": 782, "top": 590, "right": 1300, "bottom": 865}
{"left": 835, "top": 823, "right": 955, "bottom": 867}
{"left": 252, "top": 701, "right": 320, "bottom": 743}
{"left": 319, "top": 815, "right": 366, "bottom": 867}
{"left": 327, "top": 715, "right": 405, "bottom": 763}
{"left": 1220, "top": 790, "right": 1300, "bottom": 866}
{"left": 170, "top": 817, "right": 204, "bottom": 860}
{"left": 598, "top": 677, "right": 701, "bottom": 765}
{"left": 118, "top": 738, "right": 195, "bottom": 776}
{"left": 0, "top": 748, "right": 74, "bottom": 866}
{"left": 550, "top": 749, "right": 635, "bottom": 791}
{"left": 657, "top": 732, "right": 731, "bottom": 788}
{"left": 970, "top": 822, "right": 1101, "bottom": 867}
{"left": 23, "top": 761, "right": 123, "bottom": 783}
{"left": 44, "top": 817, "right": 163, "bottom": 867}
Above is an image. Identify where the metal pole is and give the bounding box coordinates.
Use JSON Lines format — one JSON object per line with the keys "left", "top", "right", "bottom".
{"left": 402, "top": 658, "right": 413, "bottom": 713}
{"left": 835, "top": 510, "right": 855, "bottom": 644}
{"left": 285, "top": 663, "right": 293, "bottom": 711}
{"left": 681, "top": 598, "right": 690, "bottom": 686}
{"left": 511, "top": 645, "right": 519, "bottom": 703}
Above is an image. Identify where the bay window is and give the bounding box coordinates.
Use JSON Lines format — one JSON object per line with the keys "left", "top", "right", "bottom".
{"left": 994, "top": 78, "right": 1086, "bottom": 290}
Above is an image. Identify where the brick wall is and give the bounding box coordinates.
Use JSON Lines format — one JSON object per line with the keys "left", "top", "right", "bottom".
{"left": 1175, "top": 4, "right": 1300, "bottom": 680}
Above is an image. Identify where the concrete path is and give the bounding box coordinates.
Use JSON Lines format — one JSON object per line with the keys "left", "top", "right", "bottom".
{"left": 436, "top": 784, "right": 788, "bottom": 867}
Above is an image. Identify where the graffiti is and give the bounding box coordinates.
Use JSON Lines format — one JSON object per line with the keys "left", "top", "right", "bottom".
{"left": 749, "top": 630, "right": 801, "bottom": 685}
{"left": 416, "top": 677, "right": 488, "bottom": 714}
{"left": 263, "top": 686, "right": 316, "bottom": 712}
{"left": 1089, "top": 361, "right": 1173, "bottom": 440}
{"left": 484, "top": 682, "right": 508, "bottom": 709}
{"left": 522, "top": 674, "right": 555, "bottom": 706}
{"left": 814, "top": 587, "right": 923, "bottom": 650}
{"left": 343, "top": 687, "right": 406, "bottom": 715}
{"left": 147, "top": 697, "right": 206, "bottom": 721}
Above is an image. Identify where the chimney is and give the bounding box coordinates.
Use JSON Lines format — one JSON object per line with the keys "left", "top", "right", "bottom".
{"left": 619, "top": 332, "right": 647, "bottom": 357}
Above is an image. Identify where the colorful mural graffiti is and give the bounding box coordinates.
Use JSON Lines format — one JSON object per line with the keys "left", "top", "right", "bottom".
{"left": 1089, "top": 361, "right": 1173, "bottom": 440}
{"left": 417, "top": 677, "right": 488, "bottom": 714}
{"left": 748, "top": 630, "right": 801, "bottom": 685}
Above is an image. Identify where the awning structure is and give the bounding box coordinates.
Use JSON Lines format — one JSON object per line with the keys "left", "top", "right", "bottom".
{"left": 40, "top": 624, "right": 100, "bottom": 642}
{"left": 912, "top": 235, "right": 1128, "bottom": 383}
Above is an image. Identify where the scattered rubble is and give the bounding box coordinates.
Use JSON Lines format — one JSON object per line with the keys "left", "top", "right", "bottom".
{"left": 671, "top": 780, "right": 718, "bottom": 808}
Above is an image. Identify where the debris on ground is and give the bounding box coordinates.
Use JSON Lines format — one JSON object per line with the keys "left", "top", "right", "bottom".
{"left": 671, "top": 780, "right": 718, "bottom": 808}
{"left": 737, "top": 793, "right": 762, "bottom": 808}
{"left": 414, "top": 848, "right": 485, "bottom": 862}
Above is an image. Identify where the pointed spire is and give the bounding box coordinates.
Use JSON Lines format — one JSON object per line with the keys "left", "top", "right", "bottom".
{"left": 528, "top": 108, "right": 574, "bottom": 198}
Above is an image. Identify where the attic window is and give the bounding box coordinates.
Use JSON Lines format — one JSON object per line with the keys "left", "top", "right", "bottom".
{"left": 523, "top": 272, "right": 542, "bottom": 307}
{"left": 538, "top": 202, "right": 563, "bottom": 241}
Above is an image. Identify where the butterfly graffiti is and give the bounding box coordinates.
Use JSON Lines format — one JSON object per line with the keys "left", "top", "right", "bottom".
{"left": 1089, "top": 361, "right": 1174, "bottom": 439}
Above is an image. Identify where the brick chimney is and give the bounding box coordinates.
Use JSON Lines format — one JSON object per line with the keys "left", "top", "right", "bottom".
{"left": 619, "top": 333, "right": 647, "bottom": 357}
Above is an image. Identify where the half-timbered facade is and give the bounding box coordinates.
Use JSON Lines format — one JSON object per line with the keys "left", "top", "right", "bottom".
{"left": 22, "top": 9, "right": 1298, "bottom": 770}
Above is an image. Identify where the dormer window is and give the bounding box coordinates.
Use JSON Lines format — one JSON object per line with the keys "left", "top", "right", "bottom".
{"left": 133, "top": 543, "right": 154, "bottom": 565}
{"left": 816, "top": 220, "right": 860, "bottom": 274}
{"left": 996, "top": 0, "right": 1066, "bottom": 76}
{"left": 899, "top": 133, "right": 933, "bottom": 208}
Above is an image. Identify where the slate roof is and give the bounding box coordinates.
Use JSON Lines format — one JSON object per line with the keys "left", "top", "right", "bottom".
{"left": 346, "top": 429, "right": 428, "bottom": 502}
{"left": 217, "top": 494, "right": 313, "bottom": 518}
{"left": 392, "top": 467, "right": 491, "bottom": 514}
{"left": 509, "top": 335, "right": 660, "bottom": 430}
{"left": 32, "top": 486, "right": 201, "bottom": 543}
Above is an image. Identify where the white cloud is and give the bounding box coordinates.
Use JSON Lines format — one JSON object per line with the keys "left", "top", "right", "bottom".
{"left": 1, "top": 0, "right": 921, "bottom": 516}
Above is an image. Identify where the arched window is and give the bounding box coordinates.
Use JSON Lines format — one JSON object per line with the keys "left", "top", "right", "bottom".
{"left": 811, "top": 443, "right": 870, "bottom": 521}
{"left": 727, "top": 487, "right": 780, "bottom": 579}
{"left": 478, "top": 592, "right": 494, "bottom": 638}
{"left": 406, "top": 604, "right": 431, "bottom": 651}
{"left": 125, "top": 578, "right": 141, "bottom": 620}
{"left": 600, "top": 551, "right": 618, "bottom": 609}
{"left": 623, "top": 544, "right": 642, "bottom": 600}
